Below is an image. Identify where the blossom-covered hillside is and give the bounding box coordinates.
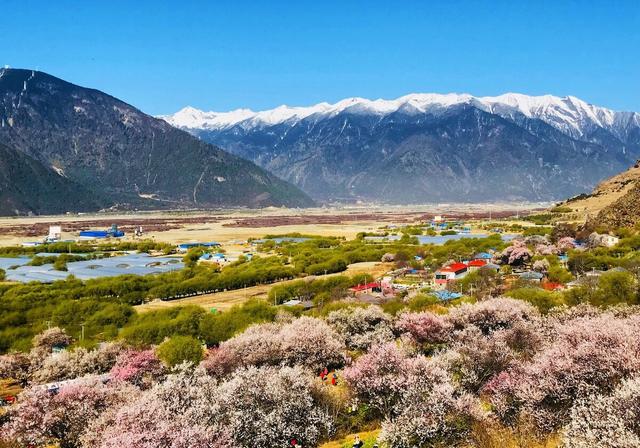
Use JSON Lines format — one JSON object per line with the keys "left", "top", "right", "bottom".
{"left": 2, "top": 298, "right": 640, "bottom": 447}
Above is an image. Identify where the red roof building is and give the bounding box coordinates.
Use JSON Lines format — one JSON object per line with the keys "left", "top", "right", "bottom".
{"left": 435, "top": 263, "right": 468, "bottom": 289}
{"left": 542, "top": 281, "right": 565, "bottom": 291}
{"left": 349, "top": 282, "right": 381, "bottom": 294}
{"left": 439, "top": 262, "right": 468, "bottom": 273}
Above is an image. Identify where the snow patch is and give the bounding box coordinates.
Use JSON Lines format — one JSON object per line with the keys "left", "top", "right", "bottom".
{"left": 138, "top": 193, "right": 159, "bottom": 200}
{"left": 51, "top": 166, "right": 66, "bottom": 177}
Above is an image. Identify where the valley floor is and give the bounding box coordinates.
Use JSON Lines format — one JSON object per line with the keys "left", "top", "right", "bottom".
{"left": 0, "top": 202, "right": 544, "bottom": 247}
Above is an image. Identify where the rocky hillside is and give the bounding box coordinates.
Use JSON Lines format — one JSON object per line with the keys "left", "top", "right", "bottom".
{"left": 0, "top": 68, "right": 313, "bottom": 214}
{"left": 163, "top": 94, "right": 640, "bottom": 203}
{"left": 0, "top": 142, "right": 106, "bottom": 215}
{"left": 592, "top": 161, "right": 640, "bottom": 228}
{"left": 560, "top": 160, "right": 640, "bottom": 228}
{"left": 564, "top": 161, "right": 640, "bottom": 214}
{"left": 596, "top": 181, "right": 640, "bottom": 228}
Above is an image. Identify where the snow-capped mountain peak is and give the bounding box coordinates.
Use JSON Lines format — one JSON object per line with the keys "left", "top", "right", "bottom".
{"left": 159, "top": 106, "right": 256, "bottom": 129}
{"left": 160, "top": 93, "right": 636, "bottom": 139}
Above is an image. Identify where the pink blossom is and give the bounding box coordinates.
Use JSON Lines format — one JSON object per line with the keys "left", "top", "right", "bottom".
{"left": 83, "top": 366, "right": 230, "bottom": 448}
{"left": 32, "top": 327, "right": 72, "bottom": 351}
{"left": 535, "top": 244, "right": 558, "bottom": 256}
{"left": 84, "top": 365, "right": 333, "bottom": 448}
{"left": 487, "top": 313, "right": 640, "bottom": 432}
{"left": 563, "top": 376, "right": 640, "bottom": 447}
{"left": 326, "top": 305, "right": 394, "bottom": 350}
{"left": 557, "top": 237, "right": 576, "bottom": 252}
{"left": 208, "top": 317, "right": 346, "bottom": 374}
{"left": 0, "top": 353, "right": 31, "bottom": 385}
{"left": 378, "top": 354, "right": 485, "bottom": 447}
{"left": 395, "top": 311, "right": 452, "bottom": 346}
{"left": 215, "top": 365, "right": 334, "bottom": 447}
{"left": 110, "top": 349, "right": 165, "bottom": 389}
{"left": 447, "top": 297, "right": 539, "bottom": 335}
{"left": 29, "top": 343, "right": 125, "bottom": 385}
{"left": 2, "top": 378, "right": 136, "bottom": 448}
{"left": 501, "top": 240, "right": 533, "bottom": 265}
{"left": 532, "top": 259, "right": 550, "bottom": 273}
{"left": 343, "top": 342, "right": 424, "bottom": 417}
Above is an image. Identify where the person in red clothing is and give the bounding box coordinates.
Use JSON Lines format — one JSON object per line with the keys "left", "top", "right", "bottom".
{"left": 331, "top": 373, "right": 338, "bottom": 386}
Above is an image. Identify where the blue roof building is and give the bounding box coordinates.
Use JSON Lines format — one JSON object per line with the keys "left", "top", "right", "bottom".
{"left": 519, "top": 271, "right": 544, "bottom": 281}
{"left": 433, "top": 291, "right": 463, "bottom": 301}
{"left": 474, "top": 252, "right": 493, "bottom": 260}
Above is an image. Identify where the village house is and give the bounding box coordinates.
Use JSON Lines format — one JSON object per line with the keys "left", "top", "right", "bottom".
{"left": 482, "top": 263, "right": 501, "bottom": 273}
{"left": 466, "top": 259, "right": 488, "bottom": 271}
{"left": 518, "top": 271, "right": 544, "bottom": 283}
{"left": 348, "top": 282, "right": 382, "bottom": 296}
{"left": 434, "top": 262, "right": 468, "bottom": 290}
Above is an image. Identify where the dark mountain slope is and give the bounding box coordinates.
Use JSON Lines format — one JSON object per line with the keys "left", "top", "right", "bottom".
{"left": 0, "top": 142, "right": 104, "bottom": 215}
{"left": 197, "top": 105, "right": 631, "bottom": 202}
{"left": 0, "top": 68, "right": 313, "bottom": 210}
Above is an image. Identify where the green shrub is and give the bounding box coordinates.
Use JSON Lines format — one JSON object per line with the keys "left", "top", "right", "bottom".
{"left": 563, "top": 270, "right": 638, "bottom": 307}
{"left": 121, "top": 305, "right": 210, "bottom": 346}
{"left": 547, "top": 265, "right": 573, "bottom": 283}
{"left": 156, "top": 335, "right": 203, "bottom": 367}
{"left": 507, "top": 287, "right": 564, "bottom": 313}
{"left": 198, "top": 299, "right": 278, "bottom": 346}
{"left": 407, "top": 294, "right": 439, "bottom": 311}
{"left": 550, "top": 206, "right": 573, "bottom": 213}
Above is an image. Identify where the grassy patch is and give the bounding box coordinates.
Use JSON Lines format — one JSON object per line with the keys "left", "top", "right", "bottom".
{"left": 320, "top": 430, "right": 381, "bottom": 448}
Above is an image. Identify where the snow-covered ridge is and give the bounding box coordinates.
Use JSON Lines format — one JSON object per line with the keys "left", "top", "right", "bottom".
{"left": 160, "top": 93, "right": 638, "bottom": 138}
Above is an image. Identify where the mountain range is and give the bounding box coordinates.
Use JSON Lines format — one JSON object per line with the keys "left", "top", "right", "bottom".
{"left": 0, "top": 68, "right": 313, "bottom": 215}
{"left": 163, "top": 94, "right": 640, "bottom": 203}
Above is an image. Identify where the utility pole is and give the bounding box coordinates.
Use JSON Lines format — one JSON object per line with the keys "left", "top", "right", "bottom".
{"left": 80, "top": 323, "right": 85, "bottom": 342}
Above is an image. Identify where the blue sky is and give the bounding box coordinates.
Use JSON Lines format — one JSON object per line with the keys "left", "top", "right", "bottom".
{"left": 3, "top": 1, "right": 639, "bottom": 115}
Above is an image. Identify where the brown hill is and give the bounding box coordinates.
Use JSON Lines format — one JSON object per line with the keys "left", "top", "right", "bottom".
{"left": 596, "top": 178, "right": 640, "bottom": 228}
{"left": 563, "top": 161, "right": 640, "bottom": 226}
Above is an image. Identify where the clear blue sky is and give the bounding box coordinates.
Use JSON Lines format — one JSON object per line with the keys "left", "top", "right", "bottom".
{"left": 4, "top": 0, "right": 639, "bottom": 115}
